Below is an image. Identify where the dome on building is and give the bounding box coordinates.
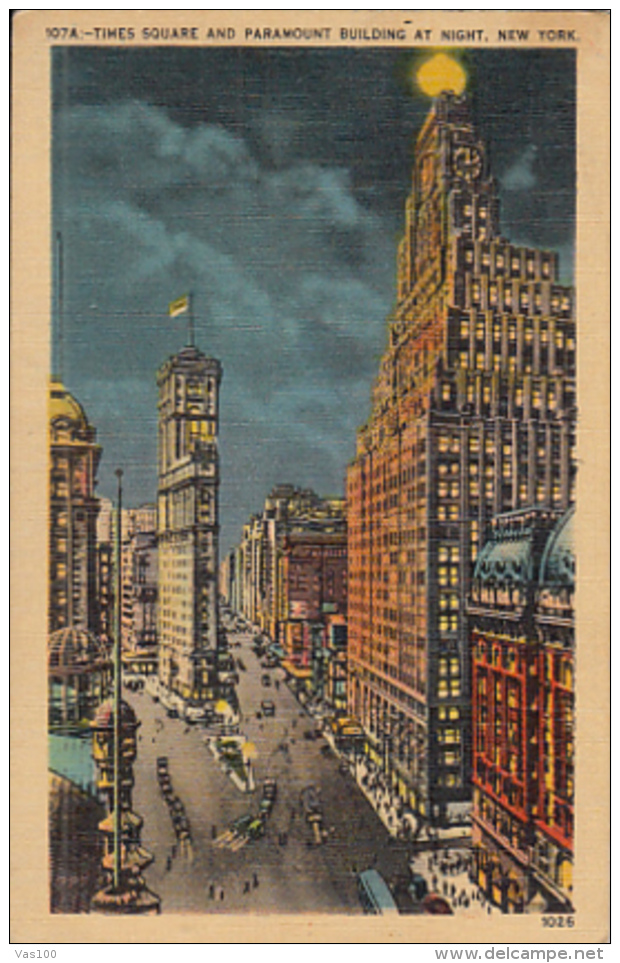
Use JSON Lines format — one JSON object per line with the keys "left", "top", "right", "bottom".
{"left": 474, "top": 534, "right": 534, "bottom": 586}
{"left": 49, "top": 379, "right": 89, "bottom": 431}
{"left": 539, "top": 506, "right": 575, "bottom": 588}
{"left": 48, "top": 626, "right": 111, "bottom": 674}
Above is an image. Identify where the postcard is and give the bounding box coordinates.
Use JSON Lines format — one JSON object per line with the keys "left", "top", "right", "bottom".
{"left": 10, "top": 9, "right": 609, "bottom": 944}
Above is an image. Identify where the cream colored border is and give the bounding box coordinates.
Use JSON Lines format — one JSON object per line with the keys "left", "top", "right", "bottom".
{"left": 10, "top": 9, "right": 610, "bottom": 943}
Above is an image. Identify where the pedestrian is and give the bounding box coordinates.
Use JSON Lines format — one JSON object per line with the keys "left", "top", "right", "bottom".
{"left": 243, "top": 881, "right": 250, "bottom": 894}
{"left": 252, "top": 872, "right": 259, "bottom": 889}
{"left": 208, "top": 883, "right": 215, "bottom": 899}
{"left": 220, "top": 888, "right": 225, "bottom": 901}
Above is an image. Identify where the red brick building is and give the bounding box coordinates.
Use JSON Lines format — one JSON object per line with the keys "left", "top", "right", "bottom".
{"left": 279, "top": 530, "right": 347, "bottom": 686}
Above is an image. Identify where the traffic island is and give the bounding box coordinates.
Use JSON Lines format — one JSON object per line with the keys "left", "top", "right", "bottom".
{"left": 207, "top": 736, "right": 256, "bottom": 794}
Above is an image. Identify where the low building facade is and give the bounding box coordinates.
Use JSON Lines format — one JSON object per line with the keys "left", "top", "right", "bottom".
{"left": 468, "top": 506, "right": 574, "bottom": 913}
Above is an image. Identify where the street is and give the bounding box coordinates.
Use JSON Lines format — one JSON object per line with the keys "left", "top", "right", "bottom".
{"left": 127, "top": 621, "right": 412, "bottom": 914}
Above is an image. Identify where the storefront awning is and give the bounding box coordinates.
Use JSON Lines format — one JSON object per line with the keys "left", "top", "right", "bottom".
{"left": 281, "top": 659, "right": 311, "bottom": 679}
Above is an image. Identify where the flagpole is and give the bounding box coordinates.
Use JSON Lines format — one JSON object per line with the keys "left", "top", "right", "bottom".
{"left": 56, "top": 231, "right": 64, "bottom": 382}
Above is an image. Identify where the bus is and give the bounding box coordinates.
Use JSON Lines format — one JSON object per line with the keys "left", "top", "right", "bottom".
{"left": 357, "top": 869, "right": 399, "bottom": 915}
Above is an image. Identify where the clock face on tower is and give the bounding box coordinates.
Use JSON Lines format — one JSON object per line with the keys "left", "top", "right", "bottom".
{"left": 452, "top": 145, "right": 483, "bottom": 182}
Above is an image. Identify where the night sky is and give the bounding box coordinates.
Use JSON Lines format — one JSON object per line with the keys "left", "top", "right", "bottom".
{"left": 52, "top": 47, "right": 575, "bottom": 552}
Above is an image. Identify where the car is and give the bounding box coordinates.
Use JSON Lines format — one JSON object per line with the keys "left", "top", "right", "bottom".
{"left": 156, "top": 756, "right": 169, "bottom": 772}
{"left": 421, "top": 893, "right": 454, "bottom": 915}
{"left": 260, "top": 700, "right": 276, "bottom": 717}
{"left": 261, "top": 656, "right": 279, "bottom": 669}
{"left": 262, "top": 778, "right": 277, "bottom": 802}
{"left": 261, "top": 673, "right": 271, "bottom": 687}
{"left": 184, "top": 704, "right": 206, "bottom": 723}
{"left": 158, "top": 775, "right": 172, "bottom": 794}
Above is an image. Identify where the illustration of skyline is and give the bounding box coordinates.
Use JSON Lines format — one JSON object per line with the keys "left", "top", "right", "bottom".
{"left": 51, "top": 47, "right": 575, "bottom": 551}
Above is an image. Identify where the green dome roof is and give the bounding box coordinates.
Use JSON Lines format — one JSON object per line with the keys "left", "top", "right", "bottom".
{"left": 539, "top": 505, "right": 575, "bottom": 588}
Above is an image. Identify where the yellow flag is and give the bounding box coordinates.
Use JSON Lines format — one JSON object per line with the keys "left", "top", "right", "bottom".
{"left": 169, "top": 294, "right": 189, "bottom": 317}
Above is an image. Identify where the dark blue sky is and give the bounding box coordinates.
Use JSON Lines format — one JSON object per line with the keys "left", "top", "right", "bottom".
{"left": 52, "top": 47, "right": 575, "bottom": 552}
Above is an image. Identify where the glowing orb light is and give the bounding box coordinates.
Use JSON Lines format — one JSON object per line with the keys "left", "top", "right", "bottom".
{"left": 416, "top": 54, "right": 467, "bottom": 97}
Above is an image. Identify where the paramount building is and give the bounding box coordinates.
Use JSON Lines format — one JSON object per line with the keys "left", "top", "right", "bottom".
{"left": 156, "top": 343, "right": 223, "bottom": 705}
{"left": 346, "top": 92, "right": 576, "bottom": 828}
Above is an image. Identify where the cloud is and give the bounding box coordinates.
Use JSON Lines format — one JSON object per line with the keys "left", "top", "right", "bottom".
{"left": 53, "top": 101, "right": 393, "bottom": 547}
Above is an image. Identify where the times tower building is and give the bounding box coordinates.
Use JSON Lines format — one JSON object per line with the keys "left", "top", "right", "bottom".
{"left": 346, "top": 93, "right": 576, "bottom": 827}
{"left": 156, "top": 345, "right": 223, "bottom": 705}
